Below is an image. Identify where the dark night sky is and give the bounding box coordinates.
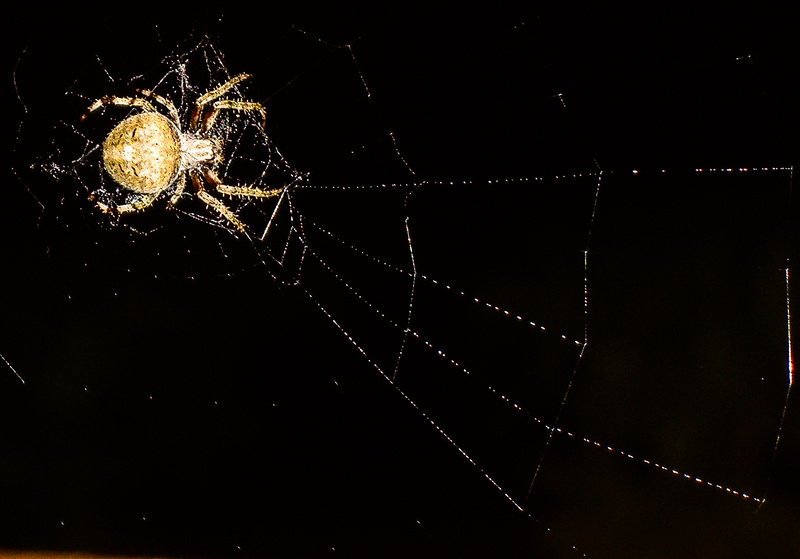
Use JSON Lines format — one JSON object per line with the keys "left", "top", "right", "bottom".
{"left": 2, "top": 5, "right": 799, "bottom": 559}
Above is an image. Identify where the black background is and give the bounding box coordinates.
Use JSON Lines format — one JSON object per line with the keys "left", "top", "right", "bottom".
{"left": 2, "top": 5, "right": 799, "bottom": 559}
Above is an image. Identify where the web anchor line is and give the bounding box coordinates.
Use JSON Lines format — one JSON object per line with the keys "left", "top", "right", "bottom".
{"left": 527, "top": 172, "right": 602, "bottom": 499}
{"left": 302, "top": 288, "right": 525, "bottom": 512}
{"left": 2, "top": 352, "right": 24, "bottom": 384}
{"left": 392, "top": 215, "right": 417, "bottom": 381}
{"left": 758, "top": 264, "right": 795, "bottom": 510}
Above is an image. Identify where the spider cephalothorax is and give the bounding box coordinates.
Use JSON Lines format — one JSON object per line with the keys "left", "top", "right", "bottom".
{"left": 84, "top": 73, "right": 283, "bottom": 233}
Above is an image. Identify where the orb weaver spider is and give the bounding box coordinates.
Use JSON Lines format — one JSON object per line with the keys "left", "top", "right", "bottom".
{"left": 83, "top": 73, "right": 284, "bottom": 233}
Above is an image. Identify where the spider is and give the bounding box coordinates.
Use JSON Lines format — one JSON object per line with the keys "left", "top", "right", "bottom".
{"left": 83, "top": 73, "right": 284, "bottom": 234}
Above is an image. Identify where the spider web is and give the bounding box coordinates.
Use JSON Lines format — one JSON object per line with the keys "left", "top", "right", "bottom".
{"left": 4, "top": 7, "right": 799, "bottom": 559}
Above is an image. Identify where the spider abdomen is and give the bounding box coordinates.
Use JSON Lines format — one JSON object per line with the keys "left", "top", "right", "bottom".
{"left": 102, "top": 112, "right": 182, "bottom": 194}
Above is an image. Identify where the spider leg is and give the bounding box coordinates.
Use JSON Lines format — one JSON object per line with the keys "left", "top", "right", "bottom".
{"left": 196, "top": 73, "right": 253, "bottom": 106}
{"left": 92, "top": 191, "right": 159, "bottom": 214}
{"left": 190, "top": 73, "right": 265, "bottom": 131}
{"left": 169, "top": 173, "right": 187, "bottom": 206}
{"left": 204, "top": 168, "right": 284, "bottom": 199}
{"left": 135, "top": 88, "right": 180, "bottom": 123}
{"left": 216, "top": 183, "right": 285, "bottom": 199}
{"left": 191, "top": 172, "right": 248, "bottom": 233}
{"left": 82, "top": 96, "right": 157, "bottom": 120}
{"left": 202, "top": 100, "right": 266, "bottom": 131}
{"left": 197, "top": 191, "right": 248, "bottom": 233}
